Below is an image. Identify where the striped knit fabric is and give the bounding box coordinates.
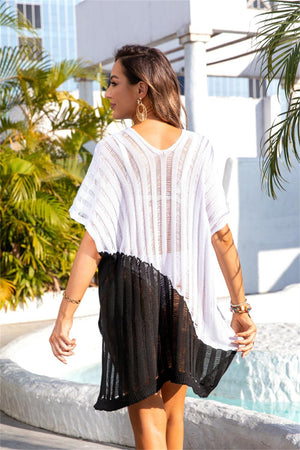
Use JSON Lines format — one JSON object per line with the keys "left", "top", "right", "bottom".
{"left": 69, "top": 127, "right": 237, "bottom": 411}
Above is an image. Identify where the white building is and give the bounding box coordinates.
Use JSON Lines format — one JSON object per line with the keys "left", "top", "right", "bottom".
{"left": 1, "top": 0, "right": 79, "bottom": 91}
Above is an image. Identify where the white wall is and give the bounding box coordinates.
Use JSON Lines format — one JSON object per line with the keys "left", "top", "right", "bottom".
{"left": 192, "top": 95, "right": 299, "bottom": 295}
{"left": 76, "top": 0, "right": 259, "bottom": 68}
{"left": 205, "top": 96, "right": 262, "bottom": 168}
{"left": 226, "top": 157, "right": 300, "bottom": 294}
{"left": 76, "top": 0, "right": 189, "bottom": 63}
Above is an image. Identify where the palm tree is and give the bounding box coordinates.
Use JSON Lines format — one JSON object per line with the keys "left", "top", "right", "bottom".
{"left": 0, "top": 3, "right": 113, "bottom": 309}
{"left": 256, "top": 0, "right": 300, "bottom": 198}
{"left": 0, "top": 2, "right": 34, "bottom": 33}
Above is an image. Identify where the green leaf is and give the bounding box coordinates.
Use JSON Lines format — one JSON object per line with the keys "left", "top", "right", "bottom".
{"left": 255, "top": 0, "right": 300, "bottom": 197}
{"left": 0, "top": 3, "right": 36, "bottom": 35}
{"left": 6, "top": 157, "right": 34, "bottom": 174}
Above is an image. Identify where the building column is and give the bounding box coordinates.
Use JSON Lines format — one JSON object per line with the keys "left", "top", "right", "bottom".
{"left": 78, "top": 78, "right": 94, "bottom": 106}
{"left": 78, "top": 78, "right": 95, "bottom": 154}
{"left": 261, "top": 94, "right": 282, "bottom": 156}
{"left": 179, "top": 28, "right": 211, "bottom": 134}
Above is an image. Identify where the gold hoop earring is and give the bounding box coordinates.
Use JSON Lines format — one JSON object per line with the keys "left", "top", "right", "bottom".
{"left": 136, "top": 98, "right": 147, "bottom": 122}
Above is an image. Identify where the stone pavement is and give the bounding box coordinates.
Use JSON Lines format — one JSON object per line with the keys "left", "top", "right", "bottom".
{"left": 0, "top": 319, "right": 55, "bottom": 348}
{"left": 0, "top": 321, "right": 128, "bottom": 450}
{"left": 1, "top": 412, "right": 126, "bottom": 449}
{"left": 1, "top": 413, "right": 125, "bottom": 450}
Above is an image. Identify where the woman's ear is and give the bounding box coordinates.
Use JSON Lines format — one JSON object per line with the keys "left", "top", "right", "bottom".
{"left": 138, "top": 81, "right": 148, "bottom": 99}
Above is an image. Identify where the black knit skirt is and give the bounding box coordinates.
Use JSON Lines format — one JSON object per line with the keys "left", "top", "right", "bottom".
{"left": 94, "top": 252, "right": 236, "bottom": 411}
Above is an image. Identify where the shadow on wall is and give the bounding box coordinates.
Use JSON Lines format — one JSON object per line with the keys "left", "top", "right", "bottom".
{"left": 224, "top": 157, "right": 300, "bottom": 295}
{"left": 270, "top": 256, "right": 299, "bottom": 292}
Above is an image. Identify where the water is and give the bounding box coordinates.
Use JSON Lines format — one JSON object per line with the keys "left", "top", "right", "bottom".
{"left": 62, "top": 364, "right": 300, "bottom": 424}
{"left": 187, "top": 388, "right": 300, "bottom": 424}
{"left": 65, "top": 363, "right": 101, "bottom": 385}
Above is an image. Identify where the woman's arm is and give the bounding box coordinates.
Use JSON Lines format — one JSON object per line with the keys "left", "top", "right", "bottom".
{"left": 211, "top": 224, "right": 257, "bottom": 358}
{"left": 49, "top": 231, "right": 101, "bottom": 364}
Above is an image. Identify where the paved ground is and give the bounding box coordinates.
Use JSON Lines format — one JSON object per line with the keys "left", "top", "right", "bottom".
{"left": 0, "top": 321, "right": 128, "bottom": 450}
{"left": 1, "top": 319, "right": 55, "bottom": 347}
{"left": 0, "top": 413, "right": 127, "bottom": 450}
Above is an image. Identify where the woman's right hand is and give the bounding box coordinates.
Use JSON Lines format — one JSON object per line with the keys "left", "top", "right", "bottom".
{"left": 49, "top": 317, "right": 76, "bottom": 364}
{"left": 231, "top": 313, "right": 257, "bottom": 358}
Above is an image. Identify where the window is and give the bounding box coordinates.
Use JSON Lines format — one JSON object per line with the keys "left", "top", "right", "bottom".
{"left": 249, "top": 79, "right": 267, "bottom": 98}
{"left": 247, "top": 0, "right": 270, "bottom": 9}
{"left": 17, "top": 4, "right": 41, "bottom": 29}
{"left": 208, "top": 76, "right": 249, "bottom": 97}
{"left": 18, "top": 36, "right": 42, "bottom": 54}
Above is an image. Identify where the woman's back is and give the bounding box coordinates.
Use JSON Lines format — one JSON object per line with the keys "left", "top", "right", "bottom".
{"left": 132, "top": 120, "right": 182, "bottom": 151}
{"left": 69, "top": 127, "right": 234, "bottom": 350}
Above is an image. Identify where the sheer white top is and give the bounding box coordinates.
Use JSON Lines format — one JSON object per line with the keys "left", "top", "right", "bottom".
{"left": 70, "top": 128, "right": 236, "bottom": 351}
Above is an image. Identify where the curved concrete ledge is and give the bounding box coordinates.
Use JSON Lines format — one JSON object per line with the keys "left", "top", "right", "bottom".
{"left": 1, "top": 359, "right": 299, "bottom": 449}
{"left": 0, "top": 359, "right": 132, "bottom": 447}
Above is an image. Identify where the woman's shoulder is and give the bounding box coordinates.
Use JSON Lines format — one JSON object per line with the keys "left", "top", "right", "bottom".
{"left": 93, "top": 128, "right": 129, "bottom": 154}
{"left": 94, "top": 128, "right": 212, "bottom": 154}
{"left": 183, "top": 129, "right": 212, "bottom": 150}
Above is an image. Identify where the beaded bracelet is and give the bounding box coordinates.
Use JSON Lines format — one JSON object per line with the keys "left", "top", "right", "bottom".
{"left": 230, "top": 303, "right": 252, "bottom": 314}
{"left": 230, "top": 299, "right": 248, "bottom": 308}
{"left": 63, "top": 292, "right": 81, "bottom": 305}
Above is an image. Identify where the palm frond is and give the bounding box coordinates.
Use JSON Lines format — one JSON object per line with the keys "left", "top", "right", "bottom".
{"left": 257, "top": 1, "right": 300, "bottom": 94}
{"left": 0, "top": 46, "right": 51, "bottom": 91}
{"left": 0, "top": 278, "right": 15, "bottom": 310}
{"left": 1, "top": 213, "right": 32, "bottom": 242}
{"left": 255, "top": 0, "right": 300, "bottom": 197}
{"left": 57, "top": 152, "right": 93, "bottom": 181}
{"left": 261, "top": 89, "right": 300, "bottom": 198}
{"left": 0, "top": 2, "right": 35, "bottom": 35}
{"left": 22, "top": 192, "right": 70, "bottom": 228}
{"left": 0, "top": 86, "right": 23, "bottom": 113}
{"left": 0, "top": 157, "right": 39, "bottom": 203}
{"left": 57, "top": 132, "right": 89, "bottom": 157}
{"left": 43, "top": 59, "right": 107, "bottom": 92}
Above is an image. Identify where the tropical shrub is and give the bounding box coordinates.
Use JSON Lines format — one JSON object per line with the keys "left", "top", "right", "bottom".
{"left": 0, "top": 3, "right": 113, "bottom": 309}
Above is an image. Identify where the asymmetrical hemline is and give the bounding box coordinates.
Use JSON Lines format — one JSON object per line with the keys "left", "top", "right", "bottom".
{"left": 94, "top": 251, "right": 236, "bottom": 411}
{"left": 94, "top": 366, "right": 235, "bottom": 412}
{"left": 69, "top": 127, "right": 237, "bottom": 411}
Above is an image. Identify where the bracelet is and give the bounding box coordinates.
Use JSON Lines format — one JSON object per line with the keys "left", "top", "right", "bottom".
{"left": 230, "top": 303, "right": 252, "bottom": 314}
{"left": 230, "top": 299, "right": 248, "bottom": 308}
{"left": 63, "top": 292, "right": 81, "bottom": 305}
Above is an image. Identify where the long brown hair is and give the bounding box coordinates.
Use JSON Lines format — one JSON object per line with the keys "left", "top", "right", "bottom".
{"left": 115, "top": 45, "right": 187, "bottom": 129}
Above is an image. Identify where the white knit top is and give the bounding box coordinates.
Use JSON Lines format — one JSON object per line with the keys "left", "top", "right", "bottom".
{"left": 70, "top": 127, "right": 236, "bottom": 351}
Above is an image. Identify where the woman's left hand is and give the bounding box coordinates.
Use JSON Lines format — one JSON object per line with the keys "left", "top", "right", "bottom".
{"left": 231, "top": 313, "right": 257, "bottom": 358}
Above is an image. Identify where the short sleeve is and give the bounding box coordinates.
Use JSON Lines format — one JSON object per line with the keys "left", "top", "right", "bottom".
{"left": 69, "top": 141, "right": 102, "bottom": 226}
{"left": 69, "top": 141, "right": 119, "bottom": 253}
{"left": 204, "top": 142, "right": 229, "bottom": 235}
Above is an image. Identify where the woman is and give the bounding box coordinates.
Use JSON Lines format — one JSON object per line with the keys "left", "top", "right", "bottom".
{"left": 50, "top": 45, "right": 257, "bottom": 450}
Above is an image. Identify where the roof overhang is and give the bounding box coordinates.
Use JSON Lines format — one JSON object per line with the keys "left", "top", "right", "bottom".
{"left": 75, "top": 0, "right": 287, "bottom": 79}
